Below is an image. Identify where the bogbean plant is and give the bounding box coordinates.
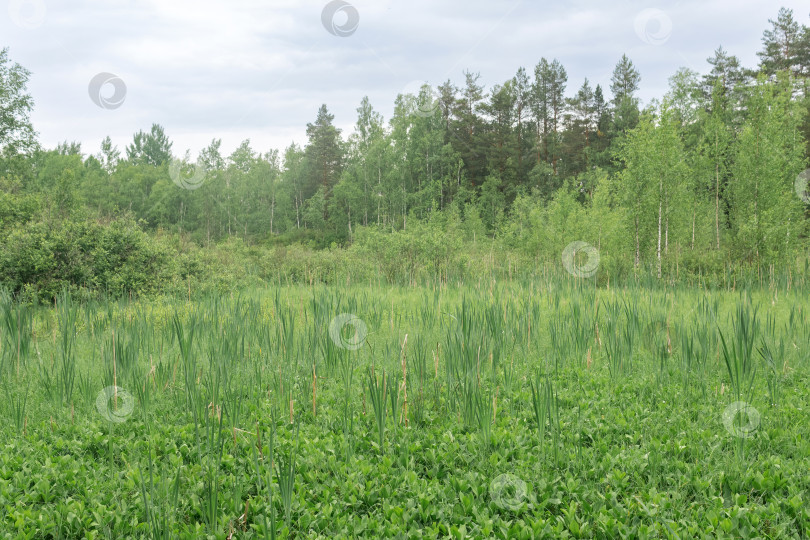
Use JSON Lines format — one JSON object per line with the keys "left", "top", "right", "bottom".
{"left": 0, "top": 280, "right": 807, "bottom": 537}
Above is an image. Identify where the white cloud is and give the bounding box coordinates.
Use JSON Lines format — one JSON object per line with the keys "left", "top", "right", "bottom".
{"left": 1, "top": 0, "right": 808, "bottom": 159}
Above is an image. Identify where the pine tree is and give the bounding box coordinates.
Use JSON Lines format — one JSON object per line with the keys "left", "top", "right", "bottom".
{"left": 610, "top": 54, "right": 641, "bottom": 135}
{"left": 757, "top": 8, "right": 805, "bottom": 77}
{"left": 451, "top": 71, "right": 487, "bottom": 187}
{"left": 481, "top": 81, "right": 516, "bottom": 197}
{"left": 126, "top": 124, "right": 172, "bottom": 167}
{"left": 304, "top": 105, "right": 344, "bottom": 220}
{"left": 512, "top": 67, "right": 531, "bottom": 186}
{"left": 566, "top": 78, "right": 597, "bottom": 174}
{"left": 531, "top": 58, "right": 567, "bottom": 184}
{"left": 703, "top": 47, "right": 747, "bottom": 107}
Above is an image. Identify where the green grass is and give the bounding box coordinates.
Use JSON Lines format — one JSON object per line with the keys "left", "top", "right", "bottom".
{"left": 0, "top": 280, "right": 809, "bottom": 538}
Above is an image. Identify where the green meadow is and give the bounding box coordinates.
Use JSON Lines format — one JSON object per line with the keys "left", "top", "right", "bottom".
{"left": 1, "top": 278, "right": 809, "bottom": 538}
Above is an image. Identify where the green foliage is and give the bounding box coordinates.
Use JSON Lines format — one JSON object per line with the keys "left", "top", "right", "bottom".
{"left": 275, "top": 424, "right": 299, "bottom": 528}
{"left": 0, "top": 47, "right": 36, "bottom": 156}
{"left": 1, "top": 9, "right": 810, "bottom": 538}
{"left": 719, "top": 300, "right": 759, "bottom": 403}
{"left": 366, "top": 367, "right": 387, "bottom": 452}
{"left": 3, "top": 31, "right": 810, "bottom": 294}
{"left": 728, "top": 75, "right": 807, "bottom": 264}
{"left": 0, "top": 24, "right": 810, "bottom": 296}
{"left": 0, "top": 216, "right": 177, "bottom": 301}
{"left": 530, "top": 376, "right": 560, "bottom": 462}
{"left": 0, "top": 281, "right": 807, "bottom": 537}
{"left": 126, "top": 124, "right": 172, "bottom": 167}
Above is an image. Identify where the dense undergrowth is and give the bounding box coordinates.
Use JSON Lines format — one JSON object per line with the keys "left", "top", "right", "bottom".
{"left": 2, "top": 205, "right": 810, "bottom": 305}
{"left": 0, "top": 280, "right": 808, "bottom": 538}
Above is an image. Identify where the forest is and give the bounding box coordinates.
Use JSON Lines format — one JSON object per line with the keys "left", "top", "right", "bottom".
{"left": 1, "top": 7, "right": 810, "bottom": 300}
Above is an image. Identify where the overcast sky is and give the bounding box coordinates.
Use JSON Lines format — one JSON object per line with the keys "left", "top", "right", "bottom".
{"left": 2, "top": 0, "right": 808, "bottom": 160}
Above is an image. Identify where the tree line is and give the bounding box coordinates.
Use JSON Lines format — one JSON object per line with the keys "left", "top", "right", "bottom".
{"left": 1, "top": 7, "right": 809, "bottom": 298}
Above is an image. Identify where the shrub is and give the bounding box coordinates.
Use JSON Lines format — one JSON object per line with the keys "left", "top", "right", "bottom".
{"left": 0, "top": 216, "right": 177, "bottom": 302}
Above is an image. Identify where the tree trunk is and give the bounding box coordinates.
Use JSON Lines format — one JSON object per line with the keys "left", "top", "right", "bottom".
{"left": 657, "top": 181, "right": 662, "bottom": 279}
{"left": 691, "top": 206, "right": 696, "bottom": 251}
{"left": 664, "top": 188, "right": 669, "bottom": 256}
{"left": 377, "top": 165, "right": 382, "bottom": 226}
{"left": 551, "top": 105, "right": 558, "bottom": 175}
{"left": 517, "top": 108, "right": 523, "bottom": 183}
{"left": 715, "top": 131, "right": 721, "bottom": 250}
{"left": 270, "top": 193, "right": 275, "bottom": 235}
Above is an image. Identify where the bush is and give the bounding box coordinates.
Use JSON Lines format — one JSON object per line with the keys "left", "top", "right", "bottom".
{"left": 0, "top": 216, "right": 177, "bottom": 302}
